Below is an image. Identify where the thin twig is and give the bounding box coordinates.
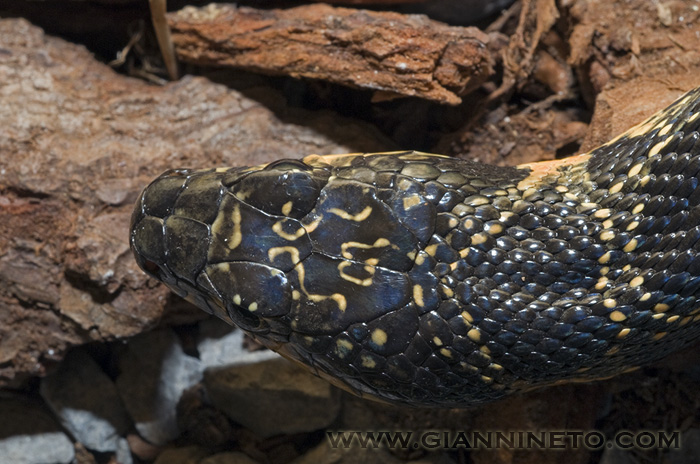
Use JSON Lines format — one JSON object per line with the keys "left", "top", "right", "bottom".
{"left": 149, "top": 0, "right": 178, "bottom": 81}
{"left": 108, "top": 22, "right": 144, "bottom": 68}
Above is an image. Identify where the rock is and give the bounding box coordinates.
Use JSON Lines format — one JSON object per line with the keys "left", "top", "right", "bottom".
{"left": 200, "top": 452, "right": 259, "bottom": 464}
{"left": 470, "top": 385, "right": 600, "bottom": 464}
{"left": 40, "top": 347, "right": 131, "bottom": 452}
{"left": 153, "top": 446, "right": 211, "bottom": 464}
{"left": 126, "top": 433, "right": 162, "bottom": 461}
{"left": 579, "top": 75, "right": 700, "bottom": 153}
{"left": 566, "top": 0, "right": 700, "bottom": 102}
{"left": 0, "top": 393, "right": 74, "bottom": 464}
{"left": 115, "top": 437, "right": 134, "bottom": 464}
{"left": 116, "top": 329, "right": 203, "bottom": 445}
{"left": 176, "top": 383, "right": 238, "bottom": 447}
{"left": 0, "top": 17, "right": 394, "bottom": 387}
{"left": 203, "top": 358, "right": 341, "bottom": 438}
{"left": 197, "top": 319, "right": 277, "bottom": 369}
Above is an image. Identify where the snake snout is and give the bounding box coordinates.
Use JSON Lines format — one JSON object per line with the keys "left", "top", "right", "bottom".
{"left": 131, "top": 161, "right": 333, "bottom": 335}
{"left": 131, "top": 168, "right": 222, "bottom": 281}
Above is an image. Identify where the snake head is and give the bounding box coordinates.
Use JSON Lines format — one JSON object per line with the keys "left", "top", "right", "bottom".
{"left": 130, "top": 151, "right": 534, "bottom": 405}
{"left": 130, "top": 161, "right": 330, "bottom": 338}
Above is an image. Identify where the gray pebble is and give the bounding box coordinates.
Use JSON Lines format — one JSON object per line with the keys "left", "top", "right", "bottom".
{"left": 197, "top": 319, "right": 277, "bottom": 369}
{"left": 116, "top": 329, "right": 203, "bottom": 445}
{"left": 115, "top": 437, "right": 134, "bottom": 464}
{"left": 40, "top": 348, "right": 131, "bottom": 452}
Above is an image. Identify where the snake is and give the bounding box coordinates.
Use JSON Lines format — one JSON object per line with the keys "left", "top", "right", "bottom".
{"left": 131, "top": 86, "right": 700, "bottom": 407}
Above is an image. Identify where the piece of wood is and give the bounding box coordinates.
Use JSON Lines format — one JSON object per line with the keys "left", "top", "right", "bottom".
{"left": 168, "top": 3, "right": 498, "bottom": 105}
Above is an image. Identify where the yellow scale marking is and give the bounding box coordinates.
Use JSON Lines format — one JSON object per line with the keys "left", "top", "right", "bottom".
{"left": 628, "top": 163, "right": 643, "bottom": 177}
{"left": 600, "top": 230, "right": 616, "bottom": 241}
{"left": 293, "top": 261, "right": 347, "bottom": 312}
{"left": 328, "top": 206, "right": 373, "bottom": 222}
{"left": 361, "top": 355, "right": 377, "bottom": 368}
{"left": 268, "top": 246, "right": 301, "bottom": 265}
{"left": 609, "top": 310, "right": 626, "bottom": 322}
{"left": 623, "top": 239, "right": 639, "bottom": 252}
{"left": 402, "top": 195, "right": 422, "bottom": 210}
{"left": 272, "top": 221, "right": 306, "bottom": 241}
{"left": 516, "top": 153, "right": 591, "bottom": 191}
{"left": 211, "top": 203, "right": 242, "bottom": 250}
{"left": 302, "top": 216, "right": 323, "bottom": 233}
{"left": 340, "top": 238, "right": 390, "bottom": 260}
{"left": 593, "top": 208, "right": 613, "bottom": 219}
{"left": 413, "top": 284, "right": 425, "bottom": 307}
{"left": 371, "top": 328, "right": 387, "bottom": 347}
{"left": 281, "top": 201, "right": 293, "bottom": 216}
{"left": 337, "top": 261, "right": 375, "bottom": 287}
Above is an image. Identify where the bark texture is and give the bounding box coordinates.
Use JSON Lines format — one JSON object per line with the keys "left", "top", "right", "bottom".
{"left": 168, "top": 3, "right": 498, "bottom": 105}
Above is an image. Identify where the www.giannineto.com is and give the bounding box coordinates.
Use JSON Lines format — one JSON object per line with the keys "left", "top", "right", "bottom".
{"left": 326, "top": 430, "right": 681, "bottom": 450}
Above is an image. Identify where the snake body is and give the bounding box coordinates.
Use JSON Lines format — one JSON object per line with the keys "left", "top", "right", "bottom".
{"left": 131, "top": 87, "right": 700, "bottom": 406}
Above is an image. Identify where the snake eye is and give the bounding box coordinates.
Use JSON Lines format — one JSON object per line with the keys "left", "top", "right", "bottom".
{"left": 264, "top": 159, "right": 312, "bottom": 171}
{"left": 228, "top": 167, "right": 325, "bottom": 219}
